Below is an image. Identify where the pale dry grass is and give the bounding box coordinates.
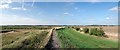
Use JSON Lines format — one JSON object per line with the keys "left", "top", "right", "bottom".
{"left": 2, "top": 29, "right": 50, "bottom": 48}
{"left": 0, "top": 34, "right": 2, "bottom": 50}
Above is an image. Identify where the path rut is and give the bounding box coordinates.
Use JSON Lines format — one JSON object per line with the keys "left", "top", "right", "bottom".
{"left": 45, "top": 29, "right": 61, "bottom": 50}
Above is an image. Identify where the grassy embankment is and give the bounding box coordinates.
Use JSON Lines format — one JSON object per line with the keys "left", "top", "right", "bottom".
{"left": 56, "top": 28, "right": 118, "bottom": 48}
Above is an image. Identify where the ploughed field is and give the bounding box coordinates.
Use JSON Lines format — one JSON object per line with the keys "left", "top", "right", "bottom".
{"left": 56, "top": 28, "right": 118, "bottom": 48}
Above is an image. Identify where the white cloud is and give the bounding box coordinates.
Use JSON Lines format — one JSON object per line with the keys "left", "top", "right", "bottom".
{"left": 109, "top": 6, "right": 119, "bottom": 12}
{"left": 6, "top": 0, "right": 12, "bottom": 4}
{"left": 74, "top": 7, "right": 79, "bottom": 10}
{"left": 23, "top": 8, "right": 27, "bottom": 11}
{"left": 90, "top": 0, "right": 100, "bottom": 2}
{"left": 0, "top": 4, "right": 10, "bottom": 9}
{"left": 0, "top": 14, "right": 57, "bottom": 25}
{"left": 0, "top": 0, "right": 12, "bottom": 9}
{"left": 106, "top": 17, "right": 110, "bottom": 20}
{"left": 11, "top": 7, "right": 21, "bottom": 10}
{"left": 1, "top": 0, "right": 12, "bottom": 4}
{"left": 63, "top": 12, "right": 74, "bottom": 16}
{"left": 9, "top": 0, "right": 118, "bottom": 2}
{"left": 0, "top": 14, "right": 40, "bottom": 25}
{"left": 0, "top": 0, "right": 27, "bottom": 11}
{"left": 11, "top": 7, "right": 27, "bottom": 11}
{"left": 0, "top": 4, "right": 27, "bottom": 11}
{"left": 63, "top": 12, "right": 69, "bottom": 15}
{"left": 11, "top": 1, "right": 27, "bottom": 11}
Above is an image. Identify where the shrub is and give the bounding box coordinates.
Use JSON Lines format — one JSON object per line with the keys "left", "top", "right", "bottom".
{"left": 67, "top": 26, "right": 70, "bottom": 28}
{"left": 89, "top": 28, "right": 105, "bottom": 36}
{"left": 83, "top": 27, "right": 89, "bottom": 33}
{"left": 90, "top": 28, "right": 97, "bottom": 35}
{"left": 56, "top": 28, "right": 65, "bottom": 30}
{"left": 96, "top": 28, "right": 105, "bottom": 36}
{"left": 75, "top": 28, "right": 80, "bottom": 31}
{"left": 71, "top": 26, "right": 75, "bottom": 28}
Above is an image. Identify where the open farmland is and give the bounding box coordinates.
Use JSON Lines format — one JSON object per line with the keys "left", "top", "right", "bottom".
{"left": 0, "top": 25, "right": 119, "bottom": 50}
{"left": 1, "top": 2, "right": 119, "bottom": 50}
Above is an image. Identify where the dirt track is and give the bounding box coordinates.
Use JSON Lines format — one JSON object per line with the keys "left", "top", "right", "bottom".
{"left": 45, "top": 29, "right": 61, "bottom": 50}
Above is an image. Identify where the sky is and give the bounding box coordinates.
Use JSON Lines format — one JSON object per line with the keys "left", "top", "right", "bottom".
{"left": 0, "top": 0, "right": 119, "bottom": 25}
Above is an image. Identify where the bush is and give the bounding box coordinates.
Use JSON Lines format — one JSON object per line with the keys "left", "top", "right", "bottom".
{"left": 89, "top": 28, "right": 105, "bottom": 36}
{"left": 75, "top": 28, "right": 80, "bottom": 31}
{"left": 67, "top": 26, "right": 70, "bottom": 28}
{"left": 71, "top": 26, "right": 75, "bottom": 28}
{"left": 96, "top": 28, "right": 105, "bottom": 36}
{"left": 56, "top": 28, "right": 65, "bottom": 30}
{"left": 83, "top": 28, "right": 89, "bottom": 33}
{"left": 90, "top": 28, "right": 97, "bottom": 35}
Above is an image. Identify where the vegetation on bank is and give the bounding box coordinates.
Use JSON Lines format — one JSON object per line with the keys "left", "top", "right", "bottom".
{"left": 1, "top": 26, "right": 55, "bottom": 30}
{"left": 90, "top": 28, "right": 105, "bottom": 36}
{"left": 56, "top": 28, "right": 118, "bottom": 48}
{"left": 74, "top": 27, "right": 105, "bottom": 37}
{"left": 2, "top": 30, "right": 49, "bottom": 50}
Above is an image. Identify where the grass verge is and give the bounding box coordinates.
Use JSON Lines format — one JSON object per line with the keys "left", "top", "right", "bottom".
{"left": 56, "top": 28, "right": 118, "bottom": 48}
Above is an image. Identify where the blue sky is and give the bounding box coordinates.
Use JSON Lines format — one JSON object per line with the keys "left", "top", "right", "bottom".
{"left": 0, "top": 1, "right": 118, "bottom": 25}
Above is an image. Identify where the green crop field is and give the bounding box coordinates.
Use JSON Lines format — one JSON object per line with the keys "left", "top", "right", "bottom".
{"left": 56, "top": 28, "right": 118, "bottom": 48}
